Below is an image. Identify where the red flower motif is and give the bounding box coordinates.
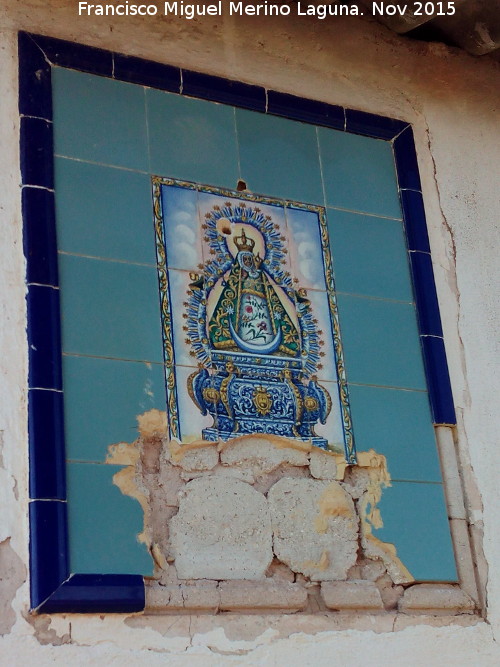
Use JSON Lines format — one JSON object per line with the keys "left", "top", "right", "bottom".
{"left": 245, "top": 305, "right": 253, "bottom": 314}
{"left": 258, "top": 321, "right": 267, "bottom": 330}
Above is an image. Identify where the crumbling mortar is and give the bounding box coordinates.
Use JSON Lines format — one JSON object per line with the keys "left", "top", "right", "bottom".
{"left": 424, "top": 123, "right": 488, "bottom": 616}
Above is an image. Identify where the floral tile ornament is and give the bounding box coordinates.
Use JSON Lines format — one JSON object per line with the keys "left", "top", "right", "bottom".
{"left": 153, "top": 178, "right": 356, "bottom": 463}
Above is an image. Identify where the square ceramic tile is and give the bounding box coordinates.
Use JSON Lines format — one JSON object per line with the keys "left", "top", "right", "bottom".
{"left": 337, "top": 294, "right": 427, "bottom": 390}
{"left": 54, "top": 158, "right": 156, "bottom": 265}
{"left": 52, "top": 68, "right": 148, "bottom": 171}
{"left": 285, "top": 206, "right": 327, "bottom": 291}
{"left": 348, "top": 384, "right": 442, "bottom": 482}
{"left": 327, "top": 209, "right": 413, "bottom": 302}
{"left": 168, "top": 269, "right": 201, "bottom": 367}
{"left": 372, "top": 481, "right": 457, "bottom": 582}
{"left": 67, "top": 462, "right": 153, "bottom": 574}
{"left": 147, "top": 89, "right": 239, "bottom": 188}
{"left": 312, "top": 381, "right": 346, "bottom": 453}
{"left": 306, "top": 289, "right": 338, "bottom": 383}
{"left": 236, "top": 108, "right": 324, "bottom": 204}
{"left": 58, "top": 254, "right": 163, "bottom": 362}
{"left": 160, "top": 185, "right": 202, "bottom": 270}
{"left": 318, "top": 128, "right": 402, "bottom": 219}
{"left": 174, "top": 365, "right": 217, "bottom": 443}
{"left": 63, "top": 355, "right": 166, "bottom": 462}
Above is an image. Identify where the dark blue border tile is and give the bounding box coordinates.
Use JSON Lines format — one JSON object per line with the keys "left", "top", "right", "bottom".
{"left": 182, "top": 69, "right": 266, "bottom": 111}
{"left": 30, "top": 34, "right": 113, "bottom": 77}
{"left": 29, "top": 389, "right": 66, "bottom": 500}
{"left": 18, "top": 33, "right": 52, "bottom": 120}
{"left": 394, "top": 125, "right": 422, "bottom": 191}
{"left": 409, "top": 252, "right": 443, "bottom": 337}
{"left": 401, "top": 189, "right": 431, "bottom": 253}
{"left": 38, "top": 574, "right": 145, "bottom": 613}
{"left": 22, "top": 187, "right": 59, "bottom": 287}
{"left": 345, "top": 109, "right": 408, "bottom": 140}
{"left": 421, "top": 336, "right": 457, "bottom": 425}
{"left": 27, "top": 285, "right": 62, "bottom": 390}
{"left": 268, "top": 91, "right": 344, "bottom": 129}
{"left": 114, "top": 53, "right": 180, "bottom": 92}
{"left": 20, "top": 117, "right": 54, "bottom": 189}
{"left": 29, "top": 500, "right": 68, "bottom": 609}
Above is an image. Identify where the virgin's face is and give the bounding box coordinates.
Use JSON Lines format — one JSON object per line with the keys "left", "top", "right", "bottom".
{"left": 242, "top": 254, "right": 254, "bottom": 269}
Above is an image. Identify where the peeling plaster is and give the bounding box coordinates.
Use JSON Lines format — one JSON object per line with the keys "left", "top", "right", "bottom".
{"left": 0, "top": 0, "right": 498, "bottom": 658}
{"left": 0, "top": 538, "right": 26, "bottom": 635}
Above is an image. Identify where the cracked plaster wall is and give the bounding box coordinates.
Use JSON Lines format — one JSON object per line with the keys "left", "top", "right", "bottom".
{"left": 0, "top": 2, "right": 499, "bottom": 664}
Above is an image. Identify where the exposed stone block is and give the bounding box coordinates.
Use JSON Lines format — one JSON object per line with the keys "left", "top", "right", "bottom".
{"left": 220, "top": 436, "right": 309, "bottom": 473}
{"left": 360, "top": 559, "right": 387, "bottom": 582}
{"left": 266, "top": 559, "right": 295, "bottom": 582}
{"left": 321, "top": 580, "right": 385, "bottom": 611}
{"left": 341, "top": 466, "right": 372, "bottom": 499}
{"left": 180, "top": 465, "right": 255, "bottom": 484}
{"left": 146, "top": 580, "right": 219, "bottom": 612}
{"left": 309, "top": 448, "right": 338, "bottom": 480}
{"left": 219, "top": 580, "right": 307, "bottom": 611}
{"left": 165, "top": 443, "right": 219, "bottom": 471}
{"left": 268, "top": 478, "right": 358, "bottom": 581}
{"left": 170, "top": 477, "right": 273, "bottom": 580}
{"left": 399, "top": 584, "right": 476, "bottom": 615}
{"left": 159, "top": 464, "right": 184, "bottom": 507}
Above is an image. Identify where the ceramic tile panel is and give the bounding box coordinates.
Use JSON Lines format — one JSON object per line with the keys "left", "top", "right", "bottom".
{"left": 174, "top": 365, "right": 217, "bottom": 442}
{"left": 306, "top": 289, "right": 338, "bottom": 383}
{"left": 236, "top": 109, "right": 324, "bottom": 204}
{"left": 67, "top": 462, "right": 153, "bottom": 574}
{"left": 318, "top": 128, "right": 402, "bottom": 219}
{"left": 372, "top": 481, "right": 457, "bottom": 582}
{"left": 27, "top": 284, "right": 62, "bottom": 390}
{"left": 312, "top": 381, "right": 346, "bottom": 452}
{"left": 154, "top": 180, "right": 355, "bottom": 462}
{"left": 63, "top": 355, "right": 166, "bottom": 462}
{"left": 327, "top": 209, "right": 414, "bottom": 302}
{"left": 348, "top": 384, "right": 442, "bottom": 482}
{"left": 29, "top": 389, "right": 66, "bottom": 500}
{"left": 337, "top": 294, "right": 427, "bottom": 390}
{"left": 147, "top": 89, "right": 239, "bottom": 188}
{"left": 23, "top": 187, "right": 59, "bottom": 287}
{"left": 160, "top": 185, "right": 202, "bottom": 271}
{"left": 52, "top": 68, "right": 148, "bottom": 171}
{"left": 54, "top": 159, "right": 157, "bottom": 266}
{"left": 285, "top": 206, "right": 326, "bottom": 291}
{"left": 22, "top": 36, "right": 459, "bottom": 606}
{"left": 58, "top": 254, "right": 163, "bottom": 363}
{"left": 168, "top": 269, "right": 202, "bottom": 367}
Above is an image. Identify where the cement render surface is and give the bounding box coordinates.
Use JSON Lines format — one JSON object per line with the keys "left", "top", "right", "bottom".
{"left": 1, "top": 2, "right": 500, "bottom": 664}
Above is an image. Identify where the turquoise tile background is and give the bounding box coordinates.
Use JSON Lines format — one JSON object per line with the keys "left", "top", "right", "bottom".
{"left": 63, "top": 355, "right": 166, "bottom": 462}
{"left": 372, "top": 481, "right": 457, "bottom": 582}
{"left": 67, "top": 462, "right": 153, "bottom": 574}
{"left": 54, "top": 158, "right": 156, "bottom": 265}
{"left": 236, "top": 109, "right": 324, "bottom": 204}
{"left": 327, "top": 209, "right": 413, "bottom": 302}
{"left": 318, "top": 128, "right": 402, "bottom": 219}
{"left": 337, "top": 294, "right": 427, "bottom": 389}
{"left": 348, "top": 384, "right": 442, "bottom": 482}
{"left": 58, "top": 254, "right": 163, "bottom": 362}
{"left": 52, "top": 68, "right": 148, "bottom": 171}
{"left": 51, "top": 69, "right": 454, "bottom": 580}
{"left": 147, "top": 90, "right": 239, "bottom": 188}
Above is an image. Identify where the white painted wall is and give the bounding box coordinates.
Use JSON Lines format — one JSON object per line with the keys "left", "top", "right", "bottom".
{"left": 1, "top": 3, "right": 499, "bottom": 664}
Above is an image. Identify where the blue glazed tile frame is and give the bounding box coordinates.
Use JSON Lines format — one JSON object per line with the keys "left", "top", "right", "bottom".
{"left": 20, "top": 31, "right": 456, "bottom": 613}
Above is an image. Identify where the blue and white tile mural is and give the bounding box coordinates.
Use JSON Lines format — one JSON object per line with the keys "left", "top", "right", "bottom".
{"left": 153, "top": 179, "right": 355, "bottom": 463}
